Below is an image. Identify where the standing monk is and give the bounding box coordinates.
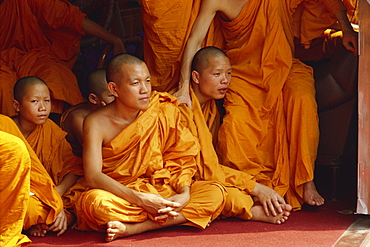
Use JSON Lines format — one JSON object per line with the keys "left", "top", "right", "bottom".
{"left": 74, "top": 54, "right": 226, "bottom": 241}
{"left": 175, "top": 0, "right": 331, "bottom": 210}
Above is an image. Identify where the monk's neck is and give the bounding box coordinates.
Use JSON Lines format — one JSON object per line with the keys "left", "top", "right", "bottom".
{"left": 11, "top": 116, "right": 37, "bottom": 139}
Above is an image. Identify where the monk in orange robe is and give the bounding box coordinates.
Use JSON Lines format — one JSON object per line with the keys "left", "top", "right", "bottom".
{"left": 0, "top": 114, "right": 64, "bottom": 237}
{"left": 75, "top": 54, "right": 227, "bottom": 242}
{"left": 143, "top": 0, "right": 350, "bottom": 210}
{"left": 0, "top": 0, "right": 125, "bottom": 116}
{"left": 0, "top": 131, "right": 31, "bottom": 247}
{"left": 293, "top": 0, "right": 358, "bottom": 61}
{"left": 11, "top": 77, "right": 84, "bottom": 235}
{"left": 179, "top": 46, "right": 292, "bottom": 222}
{"left": 60, "top": 69, "right": 115, "bottom": 157}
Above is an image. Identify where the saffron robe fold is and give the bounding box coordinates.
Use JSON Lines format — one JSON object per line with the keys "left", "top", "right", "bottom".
{"left": 75, "top": 92, "right": 227, "bottom": 231}
{"left": 293, "top": 0, "right": 348, "bottom": 49}
{"left": 142, "top": 0, "right": 320, "bottom": 210}
{"left": 178, "top": 89, "right": 255, "bottom": 219}
{"left": 0, "top": 131, "right": 31, "bottom": 247}
{"left": 0, "top": 0, "right": 85, "bottom": 116}
{"left": 26, "top": 119, "right": 84, "bottom": 185}
{"left": 0, "top": 114, "right": 63, "bottom": 230}
{"left": 216, "top": 0, "right": 319, "bottom": 210}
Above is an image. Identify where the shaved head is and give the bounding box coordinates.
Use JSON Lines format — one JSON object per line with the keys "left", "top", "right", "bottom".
{"left": 107, "top": 54, "right": 144, "bottom": 83}
{"left": 14, "top": 76, "right": 48, "bottom": 102}
{"left": 191, "top": 46, "right": 228, "bottom": 73}
{"left": 87, "top": 68, "right": 108, "bottom": 97}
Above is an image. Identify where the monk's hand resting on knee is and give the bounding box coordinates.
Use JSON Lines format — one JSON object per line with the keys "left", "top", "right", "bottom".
{"left": 249, "top": 183, "right": 286, "bottom": 217}
{"left": 137, "top": 192, "right": 180, "bottom": 220}
{"left": 165, "top": 186, "right": 191, "bottom": 213}
{"left": 48, "top": 210, "right": 68, "bottom": 236}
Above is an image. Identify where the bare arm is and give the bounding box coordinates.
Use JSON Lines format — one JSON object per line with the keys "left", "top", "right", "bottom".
{"left": 334, "top": 10, "right": 358, "bottom": 55}
{"left": 56, "top": 173, "right": 79, "bottom": 196}
{"left": 83, "top": 114, "right": 180, "bottom": 219}
{"left": 81, "top": 18, "right": 126, "bottom": 55}
{"left": 175, "top": 0, "right": 220, "bottom": 107}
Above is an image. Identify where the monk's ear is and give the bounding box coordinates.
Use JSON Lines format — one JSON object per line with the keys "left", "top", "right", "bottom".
{"left": 108, "top": 82, "right": 118, "bottom": 97}
{"left": 13, "top": 99, "right": 20, "bottom": 113}
{"left": 192, "top": 70, "right": 200, "bottom": 85}
{"left": 88, "top": 93, "right": 98, "bottom": 105}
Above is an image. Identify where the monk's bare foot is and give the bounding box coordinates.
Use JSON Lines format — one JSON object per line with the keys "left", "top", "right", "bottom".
{"left": 303, "top": 181, "right": 324, "bottom": 206}
{"left": 28, "top": 223, "right": 48, "bottom": 237}
{"left": 250, "top": 204, "right": 292, "bottom": 224}
{"left": 106, "top": 221, "right": 128, "bottom": 242}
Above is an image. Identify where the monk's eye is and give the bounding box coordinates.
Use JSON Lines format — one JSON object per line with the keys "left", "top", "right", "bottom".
{"left": 214, "top": 73, "right": 220, "bottom": 76}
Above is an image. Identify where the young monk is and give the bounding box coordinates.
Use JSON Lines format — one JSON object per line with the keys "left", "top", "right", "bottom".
{"left": 74, "top": 53, "right": 227, "bottom": 241}
{"left": 173, "top": 0, "right": 329, "bottom": 211}
{"left": 60, "top": 69, "right": 115, "bottom": 157}
{"left": 179, "top": 46, "right": 292, "bottom": 222}
{"left": 12, "top": 76, "right": 84, "bottom": 236}
{"left": 0, "top": 114, "right": 64, "bottom": 238}
{"left": 0, "top": 130, "right": 31, "bottom": 247}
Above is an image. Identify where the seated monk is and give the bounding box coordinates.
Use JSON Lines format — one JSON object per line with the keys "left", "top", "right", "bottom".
{"left": 0, "top": 114, "right": 64, "bottom": 238}
{"left": 11, "top": 76, "right": 84, "bottom": 236}
{"left": 0, "top": 0, "right": 125, "bottom": 116}
{"left": 0, "top": 131, "right": 31, "bottom": 247}
{"left": 173, "top": 0, "right": 330, "bottom": 210}
{"left": 74, "top": 54, "right": 227, "bottom": 242}
{"left": 179, "top": 46, "right": 292, "bottom": 223}
{"left": 60, "top": 68, "right": 115, "bottom": 157}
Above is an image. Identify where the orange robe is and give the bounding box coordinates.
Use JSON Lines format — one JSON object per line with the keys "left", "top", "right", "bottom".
{"left": 75, "top": 92, "right": 227, "bottom": 232}
{"left": 179, "top": 90, "right": 255, "bottom": 219}
{"left": 0, "top": 115, "right": 63, "bottom": 230}
{"left": 0, "top": 131, "right": 31, "bottom": 247}
{"left": 142, "top": 0, "right": 224, "bottom": 92}
{"left": 26, "top": 119, "right": 84, "bottom": 185}
{"left": 143, "top": 0, "right": 321, "bottom": 210}
{"left": 293, "top": 0, "right": 349, "bottom": 61}
{"left": 0, "top": 0, "right": 85, "bottom": 116}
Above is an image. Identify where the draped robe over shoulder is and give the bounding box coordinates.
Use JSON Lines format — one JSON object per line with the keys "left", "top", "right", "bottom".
{"left": 75, "top": 92, "right": 227, "bottom": 231}
{"left": 0, "top": 115, "right": 63, "bottom": 230}
{"left": 0, "top": 0, "right": 85, "bottom": 115}
{"left": 27, "top": 119, "right": 83, "bottom": 185}
{"left": 179, "top": 90, "right": 255, "bottom": 219}
{"left": 142, "top": 0, "right": 327, "bottom": 210}
{"left": 0, "top": 131, "right": 31, "bottom": 247}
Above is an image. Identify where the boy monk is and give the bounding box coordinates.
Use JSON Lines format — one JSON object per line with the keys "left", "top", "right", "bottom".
{"left": 11, "top": 77, "right": 84, "bottom": 235}
{"left": 60, "top": 69, "right": 115, "bottom": 157}
{"left": 0, "top": 114, "right": 65, "bottom": 237}
{"left": 75, "top": 53, "right": 227, "bottom": 241}
{"left": 174, "top": 0, "right": 327, "bottom": 211}
{"left": 0, "top": 130, "right": 31, "bottom": 247}
{"left": 180, "top": 46, "right": 292, "bottom": 223}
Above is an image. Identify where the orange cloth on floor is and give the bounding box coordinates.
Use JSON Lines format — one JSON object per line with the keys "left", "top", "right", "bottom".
{"left": 178, "top": 89, "right": 255, "bottom": 219}
{"left": 60, "top": 102, "right": 88, "bottom": 157}
{"left": 0, "top": 0, "right": 85, "bottom": 116}
{"left": 26, "top": 119, "right": 83, "bottom": 185}
{"left": 75, "top": 92, "right": 227, "bottom": 231}
{"left": 0, "top": 115, "right": 63, "bottom": 230}
{"left": 0, "top": 131, "right": 31, "bottom": 247}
